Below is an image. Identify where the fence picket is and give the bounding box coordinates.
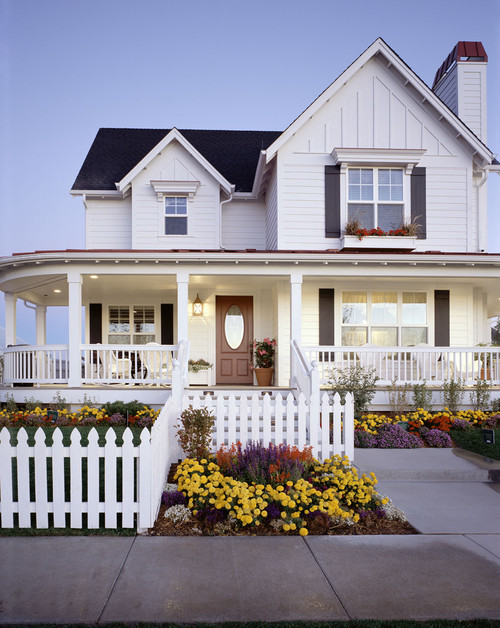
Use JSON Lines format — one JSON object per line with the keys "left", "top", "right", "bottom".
{"left": 250, "top": 394, "right": 259, "bottom": 443}
{"left": 239, "top": 394, "right": 248, "bottom": 445}
{"left": 87, "top": 428, "right": 100, "bottom": 529}
{"left": 138, "top": 429, "right": 152, "bottom": 530}
{"left": 332, "top": 393, "right": 342, "bottom": 457}
{"left": 0, "top": 427, "right": 15, "bottom": 527}
{"left": 344, "top": 392, "right": 355, "bottom": 460}
{"left": 320, "top": 393, "right": 331, "bottom": 460}
{"left": 104, "top": 428, "right": 118, "bottom": 528}
{"left": 286, "top": 393, "right": 295, "bottom": 446}
{"left": 298, "top": 394, "right": 307, "bottom": 449}
{"left": 34, "top": 429, "right": 49, "bottom": 528}
{"left": 17, "top": 429, "right": 31, "bottom": 528}
{"left": 51, "top": 429, "right": 66, "bottom": 527}
{"left": 122, "top": 428, "right": 135, "bottom": 528}
{"left": 274, "top": 393, "right": 283, "bottom": 446}
{"left": 263, "top": 394, "right": 272, "bottom": 445}
{"left": 216, "top": 396, "right": 226, "bottom": 448}
{"left": 70, "top": 429, "right": 83, "bottom": 528}
{"left": 227, "top": 394, "right": 237, "bottom": 447}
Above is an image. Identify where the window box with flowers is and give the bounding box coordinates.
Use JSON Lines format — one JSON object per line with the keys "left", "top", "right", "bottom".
{"left": 340, "top": 218, "right": 418, "bottom": 250}
{"left": 188, "top": 359, "right": 213, "bottom": 385}
{"left": 251, "top": 338, "right": 276, "bottom": 386}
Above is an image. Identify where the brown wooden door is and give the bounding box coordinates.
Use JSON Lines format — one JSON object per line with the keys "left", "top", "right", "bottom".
{"left": 216, "top": 296, "right": 253, "bottom": 385}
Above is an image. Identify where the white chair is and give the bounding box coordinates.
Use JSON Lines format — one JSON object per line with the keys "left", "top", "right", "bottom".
{"left": 110, "top": 350, "right": 132, "bottom": 380}
{"left": 448, "top": 352, "right": 480, "bottom": 382}
{"left": 357, "top": 343, "right": 382, "bottom": 375}
{"left": 139, "top": 342, "right": 170, "bottom": 383}
{"left": 413, "top": 343, "right": 439, "bottom": 380}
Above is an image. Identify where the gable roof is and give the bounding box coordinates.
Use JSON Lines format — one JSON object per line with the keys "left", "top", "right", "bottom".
{"left": 264, "top": 37, "right": 494, "bottom": 165}
{"left": 71, "top": 128, "right": 281, "bottom": 194}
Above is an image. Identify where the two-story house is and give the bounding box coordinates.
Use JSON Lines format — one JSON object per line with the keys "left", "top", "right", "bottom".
{"left": 1, "top": 38, "right": 499, "bottom": 407}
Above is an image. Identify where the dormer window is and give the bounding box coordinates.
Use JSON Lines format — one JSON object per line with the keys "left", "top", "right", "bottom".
{"left": 348, "top": 168, "right": 404, "bottom": 231}
{"left": 164, "top": 197, "right": 188, "bottom": 235}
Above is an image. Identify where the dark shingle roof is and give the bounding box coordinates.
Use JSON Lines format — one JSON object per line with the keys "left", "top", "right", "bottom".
{"left": 71, "top": 128, "right": 282, "bottom": 193}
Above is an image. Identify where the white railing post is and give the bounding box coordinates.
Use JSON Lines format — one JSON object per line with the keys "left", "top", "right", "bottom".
{"left": 67, "top": 272, "right": 82, "bottom": 388}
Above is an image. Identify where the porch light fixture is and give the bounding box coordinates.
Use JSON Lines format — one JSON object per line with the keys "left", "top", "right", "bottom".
{"left": 54, "top": 289, "right": 61, "bottom": 293}
{"left": 193, "top": 294, "right": 204, "bottom": 316}
{"left": 90, "top": 275, "right": 98, "bottom": 279}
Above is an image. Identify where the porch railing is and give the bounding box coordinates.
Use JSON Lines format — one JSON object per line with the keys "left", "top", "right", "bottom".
{"left": 304, "top": 346, "right": 500, "bottom": 385}
{"left": 3, "top": 345, "right": 69, "bottom": 385}
{"left": 2, "top": 343, "right": 185, "bottom": 387}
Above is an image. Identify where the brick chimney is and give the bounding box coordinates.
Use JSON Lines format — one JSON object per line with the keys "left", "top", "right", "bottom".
{"left": 432, "top": 42, "right": 488, "bottom": 143}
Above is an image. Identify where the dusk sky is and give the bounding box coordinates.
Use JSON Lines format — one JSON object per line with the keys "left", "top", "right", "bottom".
{"left": 1, "top": 0, "right": 499, "bottom": 343}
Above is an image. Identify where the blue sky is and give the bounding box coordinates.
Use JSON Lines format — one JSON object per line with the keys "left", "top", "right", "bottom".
{"left": 1, "top": 0, "right": 499, "bottom": 343}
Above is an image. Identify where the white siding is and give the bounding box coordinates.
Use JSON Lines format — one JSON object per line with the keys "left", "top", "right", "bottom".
{"left": 222, "top": 199, "right": 266, "bottom": 250}
{"left": 85, "top": 198, "right": 132, "bottom": 249}
{"left": 131, "top": 142, "right": 220, "bottom": 250}
{"left": 266, "top": 166, "right": 278, "bottom": 250}
{"left": 274, "top": 56, "right": 478, "bottom": 253}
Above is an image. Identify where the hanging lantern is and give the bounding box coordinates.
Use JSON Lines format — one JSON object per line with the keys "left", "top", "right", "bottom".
{"left": 193, "top": 293, "right": 203, "bottom": 316}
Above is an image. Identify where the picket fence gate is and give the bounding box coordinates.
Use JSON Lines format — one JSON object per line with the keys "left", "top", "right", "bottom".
{"left": 186, "top": 391, "right": 354, "bottom": 461}
{"left": 0, "top": 396, "right": 177, "bottom": 531}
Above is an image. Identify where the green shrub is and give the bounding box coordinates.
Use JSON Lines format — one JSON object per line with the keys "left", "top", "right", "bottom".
{"left": 328, "top": 365, "right": 379, "bottom": 419}
{"left": 388, "top": 379, "right": 411, "bottom": 416}
{"left": 470, "top": 378, "right": 491, "bottom": 411}
{"left": 176, "top": 405, "right": 215, "bottom": 460}
{"left": 442, "top": 379, "right": 464, "bottom": 414}
{"left": 100, "top": 400, "right": 149, "bottom": 417}
{"left": 411, "top": 381, "right": 433, "bottom": 412}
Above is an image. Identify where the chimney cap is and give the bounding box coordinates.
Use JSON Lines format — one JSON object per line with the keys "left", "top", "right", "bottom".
{"left": 433, "top": 41, "right": 488, "bottom": 88}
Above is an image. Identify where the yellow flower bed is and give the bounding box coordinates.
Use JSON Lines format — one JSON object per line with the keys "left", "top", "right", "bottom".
{"left": 356, "top": 408, "right": 495, "bottom": 434}
{"left": 175, "top": 455, "right": 386, "bottom": 535}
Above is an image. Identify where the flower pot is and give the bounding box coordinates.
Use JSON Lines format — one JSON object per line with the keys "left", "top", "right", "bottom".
{"left": 340, "top": 235, "right": 417, "bottom": 250}
{"left": 254, "top": 367, "right": 274, "bottom": 386}
{"left": 480, "top": 368, "right": 492, "bottom": 380}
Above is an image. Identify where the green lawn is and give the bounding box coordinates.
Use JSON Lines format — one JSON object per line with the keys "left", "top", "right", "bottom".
{"left": 450, "top": 428, "right": 500, "bottom": 461}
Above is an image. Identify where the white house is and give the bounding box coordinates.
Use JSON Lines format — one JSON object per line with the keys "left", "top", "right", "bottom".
{"left": 1, "top": 38, "right": 499, "bottom": 408}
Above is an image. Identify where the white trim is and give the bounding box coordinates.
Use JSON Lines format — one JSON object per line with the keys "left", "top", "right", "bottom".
{"left": 264, "top": 38, "right": 494, "bottom": 166}
{"left": 151, "top": 180, "right": 200, "bottom": 199}
{"left": 332, "top": 148, "right": 426, "bottom": 169}
{"left": 116, "top": 128, "right": 234, "bottom": 195}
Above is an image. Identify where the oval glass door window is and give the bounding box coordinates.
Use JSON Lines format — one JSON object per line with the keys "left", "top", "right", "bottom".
{"left": 225, "top": 305, "right": 245, "bottom": 350}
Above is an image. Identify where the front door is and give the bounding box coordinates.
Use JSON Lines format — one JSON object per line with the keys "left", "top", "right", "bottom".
{"left": 216, "top": 296, "right": 253, "bottom": 385}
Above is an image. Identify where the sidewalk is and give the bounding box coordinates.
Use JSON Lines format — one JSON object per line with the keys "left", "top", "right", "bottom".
{"left": 1, "top": 448, "right": 499, "bottom": 624}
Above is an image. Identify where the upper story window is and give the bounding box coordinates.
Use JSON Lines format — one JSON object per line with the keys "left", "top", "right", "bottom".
{"left": 347, "top": 168, "right": 404, "bottom": 231}
{"left": 164, "top": 197, "right": 188, "bottom": 235}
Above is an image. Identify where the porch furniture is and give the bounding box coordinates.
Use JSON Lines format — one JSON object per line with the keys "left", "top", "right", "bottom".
{"left": 448, "top": 353, "right": 480, "bottom": 382}
{"left": 109, "top": 350, "right": 133, "bottom": 380}
{"left": 139, "top": 342, "right": 171, "bottom": 383}
{"left": 413, "top": 343, "right": 442, "bottom": 380}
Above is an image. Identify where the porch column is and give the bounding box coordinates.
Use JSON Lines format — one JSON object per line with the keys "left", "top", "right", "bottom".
{"left": 290, "top": 273, "right": 303, "bottom": 342}
{"left": 36, "top": 305, "right": 47, "bottom": 345}
{"left": 67, "top": 272, "right": 82, "bottom": 387}
{"left": 4, "top": 293, "right": 17, "bottom": 346}
{"left": 176, "top": 272, "right": 189, "bottom": 341}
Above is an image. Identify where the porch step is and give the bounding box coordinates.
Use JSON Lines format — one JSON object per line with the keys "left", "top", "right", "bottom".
{"left": 186, "top": 387, "right": 294, "bottom": 400}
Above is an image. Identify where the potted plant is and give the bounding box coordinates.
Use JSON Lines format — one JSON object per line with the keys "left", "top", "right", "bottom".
{"left": 251, "top": 338, "right": 276, "bottom": 386}
{"left": 188, "top": 359, "right": 213, "bottom": 385}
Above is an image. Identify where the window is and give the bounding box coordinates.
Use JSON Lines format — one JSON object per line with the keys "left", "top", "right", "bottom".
{"left": 341, "top": 291, "right": 427, "bottom": 347}
{"left": 164, "top": 197, "right": 187, "bottom": 235}
{"left": 108, "top": 306, "right": 155, "bottom": 344}
{"left": 348, "top": 168, "right": 404, "bottom": 231}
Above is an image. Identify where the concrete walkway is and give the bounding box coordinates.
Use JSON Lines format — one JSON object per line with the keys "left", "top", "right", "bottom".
{"left": 1, "top": 448, "right": 499, "bottom": 624}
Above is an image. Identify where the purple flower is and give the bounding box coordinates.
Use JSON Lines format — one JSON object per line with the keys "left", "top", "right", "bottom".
{"left": 374, "top": 423, "right": 423, "bottom": 449}
{"left": 423, "top": 429, "right": 452, "bottom": 448}
{"left": 162, "top": 490, "right": 188, "bottom": 508}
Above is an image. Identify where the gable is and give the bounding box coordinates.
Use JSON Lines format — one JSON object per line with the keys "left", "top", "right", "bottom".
{"left": 266, "top": 38, "right": 493, "bottom": 166}
{"left": 71, "top": 128, "right": 281, "bottom": 193}
{"left": 282, "top": 55, "right": 458, "bottom": 158}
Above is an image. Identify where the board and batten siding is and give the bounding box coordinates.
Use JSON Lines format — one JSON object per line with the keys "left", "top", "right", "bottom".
{"left": 130, "top": 142, "right": 221, "bottom": 250}
{"left": 85, "top": 198, "right": 132, "bottom": 249}
{"left": 273, "top": 56, "right": 478, "bottom": 252}
{"left": 266, "top": 166, "right": 278, "bottom": 250}
{"left": 222, "top": 199, "right": 267, "bottom": 250}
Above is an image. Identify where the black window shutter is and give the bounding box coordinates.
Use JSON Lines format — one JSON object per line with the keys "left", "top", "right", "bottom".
{"left": 319, "top": 289, "right": 335, "bottom": 360}
{"left": 325, "top": 165, "right": 341, "bottom": 238}
{"left": 411, "top": 167, "right": 426, "bottom": 239}
{"left": 434, "top": 290, "right": 450, "bottom": 347}
{"left": 161, "top": 304, "right": 174, "bottom": 345}
{"left": 89, "top": 303, "right": 102, "bottom": 344}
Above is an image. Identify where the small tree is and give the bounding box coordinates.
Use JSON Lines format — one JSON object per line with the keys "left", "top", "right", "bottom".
{"left": 442, "top": 378, "right": 464, "bottom": 414}
{"left": 470, "top": 378, "right": 491, "bottom": 412}
{"left": 328, "top": 364, "right": 379, "bottom": 418}
{"left": 411, "top": 381, "right": 433, "bottom": 412}
{"left": 176, "top": 405, "right": 215, "bottom": 460}
{"left": 388, "top": 379, "right": 412, "bottom": 416}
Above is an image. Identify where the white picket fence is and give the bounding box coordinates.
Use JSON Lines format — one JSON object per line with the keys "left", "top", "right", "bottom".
{"left": 186, "top": 391, "right": 354, "bottom": 461}
{"left": 0, "top": 397, "right": 178, "bottom": 531}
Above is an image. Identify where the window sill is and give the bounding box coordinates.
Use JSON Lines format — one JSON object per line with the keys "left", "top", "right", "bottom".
{"left": 340, "top": 235, "right": 417, "bottom": 250}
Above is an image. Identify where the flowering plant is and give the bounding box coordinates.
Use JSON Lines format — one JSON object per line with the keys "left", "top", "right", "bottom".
{"left": 251, "top": 338, "right": 276, "bottom": 369}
